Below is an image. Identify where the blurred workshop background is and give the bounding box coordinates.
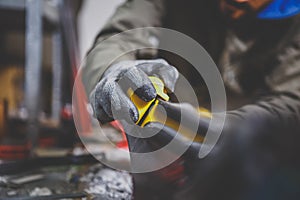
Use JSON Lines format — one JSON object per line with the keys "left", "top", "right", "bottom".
{"left": 1, "top": 0, "right": 300, "bottom": 199}
{"left": 0, "top": 0, "right": 134, "bottom": 199}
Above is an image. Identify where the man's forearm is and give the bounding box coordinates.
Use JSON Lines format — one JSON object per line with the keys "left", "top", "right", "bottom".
{"left": 226, "top": 91, "right": 300, "bottom": 163}
{"left": 82, "top": 0, "right": 166, "bottom": 96}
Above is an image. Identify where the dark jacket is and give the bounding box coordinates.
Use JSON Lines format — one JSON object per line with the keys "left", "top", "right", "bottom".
{"left": 82, "top": 0, "right": 300, "bottom": 199}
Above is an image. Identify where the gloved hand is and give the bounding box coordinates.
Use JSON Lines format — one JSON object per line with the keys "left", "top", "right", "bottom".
{"left": 90, "top": 59, "right": 179, "bottom": 124}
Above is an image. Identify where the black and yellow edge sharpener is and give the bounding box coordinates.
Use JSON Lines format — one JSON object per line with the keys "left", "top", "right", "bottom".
{"left": 127, "top": 76, "right": 212, "bottom": 143}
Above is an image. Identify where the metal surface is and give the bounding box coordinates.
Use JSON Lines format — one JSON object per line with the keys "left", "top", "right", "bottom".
{"left": 0, "top": 154, "right": 103, "bottom": 175}
{"left": 24, "top": 0, "right": 43, "bottom": 149}
{"left": 59, "top": 0, "right": 92, "bottom": 135}
{"left": 51, "top": 30, "right": 62, "bottom": 122}
{"left": 0, "top": 163, "right": 132, "bottom": 199}
{"left": 82, "top": 165, "right": 132, "bottom": 200}
{"left": 0, "top": 0, "right": 25, "bottom": 10}
{"left": 3, "top": 192, "right": 87, "bottom": 200}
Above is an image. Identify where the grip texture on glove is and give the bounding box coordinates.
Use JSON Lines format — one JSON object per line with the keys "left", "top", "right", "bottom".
{"left": 91, "top": 59, "right": 179, "bottom": 124}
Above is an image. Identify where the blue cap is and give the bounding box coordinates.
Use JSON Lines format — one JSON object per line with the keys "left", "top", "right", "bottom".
{"left": 258, "top": 0, "right": 300, "bottom": 19}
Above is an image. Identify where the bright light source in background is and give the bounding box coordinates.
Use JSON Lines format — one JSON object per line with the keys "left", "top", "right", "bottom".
{"left": 77, "top": 0, "right": 125, "bottom": 61}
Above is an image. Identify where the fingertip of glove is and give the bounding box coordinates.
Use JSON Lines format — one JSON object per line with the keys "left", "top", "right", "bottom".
{"left": 135, "top": 84, "right": 157, "bottom": 102}
{"left": 129, "top": 108, "right": 139, "bottom": 123}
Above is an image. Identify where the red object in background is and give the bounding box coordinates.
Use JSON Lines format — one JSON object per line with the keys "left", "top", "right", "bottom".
{"left": 110, "top": 120, "right": 129, "bottom": 150}
{"left": 158, "top": 158, "right": 186, "bottom": 186}
{"left": 61, "top": 104, "right": 73, "bottom": 120}
{"left": 72, "top": 74, "right": 93, "bottom": 136}
{"left": 0, "top": 143, "right": 31, "bottom": 160}
{"left": 38, "top": 137, "right": 55, "bottom": 148}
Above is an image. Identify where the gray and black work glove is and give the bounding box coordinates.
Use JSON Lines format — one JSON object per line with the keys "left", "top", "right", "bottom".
{"left": 90, "top": 59, "right": 179, "bottom": 124}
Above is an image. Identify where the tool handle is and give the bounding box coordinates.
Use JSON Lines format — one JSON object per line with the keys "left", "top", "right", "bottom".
{"left": 158, "top": 101, "right": 211, "bottom": 138}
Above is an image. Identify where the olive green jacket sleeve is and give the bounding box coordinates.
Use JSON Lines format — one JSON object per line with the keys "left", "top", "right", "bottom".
{"left": 234, "top": 22, "right": 300, "bottom": 136}
{"left": 82, "top": 0, "right": 165, "bottom": 96}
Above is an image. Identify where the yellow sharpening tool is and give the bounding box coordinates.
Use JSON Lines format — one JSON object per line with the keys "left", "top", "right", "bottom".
{"left": 127, "top": 76, "right": 169, "bottom": 127}
{"left": 127, "top": 76, "right": 212, "bottom": 143}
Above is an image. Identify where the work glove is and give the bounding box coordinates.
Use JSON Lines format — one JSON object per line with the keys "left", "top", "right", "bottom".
{"left": 90, "top": 59, "right": 179, "bottom": 124}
